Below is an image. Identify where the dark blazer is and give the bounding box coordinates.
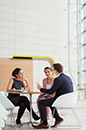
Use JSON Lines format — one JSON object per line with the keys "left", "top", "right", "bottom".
{"left": 40, "top": 73, "right": 74, "bottom": 100}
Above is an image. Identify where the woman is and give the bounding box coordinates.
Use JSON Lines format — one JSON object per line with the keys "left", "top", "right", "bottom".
{"left": 7, "top": 68, "right": 40, "bottom": 125}
{"left": 37, "top": 67, "right": 55, "bottom": 123}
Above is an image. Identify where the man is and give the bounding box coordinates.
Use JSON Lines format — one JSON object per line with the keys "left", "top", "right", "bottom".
{"left": 32, "top": 63, "right": 74, "bottom": 129}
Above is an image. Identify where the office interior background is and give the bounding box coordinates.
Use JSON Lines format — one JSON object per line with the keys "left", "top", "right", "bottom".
{"left": 0, "top": 0, "right": 85, "bottom": 99}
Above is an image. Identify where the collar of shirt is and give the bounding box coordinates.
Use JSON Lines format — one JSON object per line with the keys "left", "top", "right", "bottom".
{"left": 56, "top": 73, "right": 63, "bottom": 78}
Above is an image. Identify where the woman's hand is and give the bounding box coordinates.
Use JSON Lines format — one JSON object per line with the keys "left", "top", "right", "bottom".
{"left": 36, "top": 82, "right": 42, "bottom": 90}
{"left": 12, "top": 88, "right": 18, "bottom": 92}
{"left": 22, "top": 77, "right": 27, "bottom": 82}
{"left": 23, "top": 77, "right": 30, "bottom": 91}
{"left": 46, "top": 97, "right": 52, "bottom": 99}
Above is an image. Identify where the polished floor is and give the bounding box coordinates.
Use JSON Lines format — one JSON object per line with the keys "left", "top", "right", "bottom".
{"left": 6, "top": 100, "right": 86, "bottom": 130}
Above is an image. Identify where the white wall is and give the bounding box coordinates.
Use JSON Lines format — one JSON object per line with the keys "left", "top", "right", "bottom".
{"left": 0, "top": 0, "right": 77, "bottom": 90}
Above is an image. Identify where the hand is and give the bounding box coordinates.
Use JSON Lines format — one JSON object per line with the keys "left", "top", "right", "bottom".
{"left": 22, "top": 77, "right": 27, "bottom": 81}
{"left": 12, "top": 88, "right": 18, "bottom": 92}
{"left": 46, "top": 97, "right": 52, "bottom": 99}
{"left": 36, "top": 82, "right": 42, "bottom": 90}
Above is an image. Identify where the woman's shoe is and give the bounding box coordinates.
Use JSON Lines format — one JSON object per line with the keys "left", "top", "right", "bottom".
{"left": 16, "top": 119, "right": 22, "bottom": 126}
{"left": 32, "top": 114, "right": 40, "bottom": 120}
{"left": 32, "top": 110, "right": 40, "bottom": 120}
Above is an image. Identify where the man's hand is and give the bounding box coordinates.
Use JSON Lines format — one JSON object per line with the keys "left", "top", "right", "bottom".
{"left": 36, "top": 82, "right": 42, "bottom": 90}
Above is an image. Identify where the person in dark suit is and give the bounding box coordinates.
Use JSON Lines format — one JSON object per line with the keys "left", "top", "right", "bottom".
{"left": 32, "top": 63, "right": 74, "bottom": 129}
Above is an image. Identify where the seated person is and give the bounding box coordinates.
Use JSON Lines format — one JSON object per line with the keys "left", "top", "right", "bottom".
{"left": 7, "top": 67, "right": 40, "bottom": 125}
{"left": 37, "top": 67, "right": 55, "bottom": 124}
{"left": 32, "top": 63, "right": 74, "bottom": 129}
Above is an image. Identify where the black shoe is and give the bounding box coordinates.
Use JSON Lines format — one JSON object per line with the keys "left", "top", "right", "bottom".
{"left": 32, "top": 110, "right": 40, "bottom": 120}
{"left": 16, "top": 119, "right": 22, "bottom": 126}
{"left": 32, "top": 114, "right": 40, "bottom": 120}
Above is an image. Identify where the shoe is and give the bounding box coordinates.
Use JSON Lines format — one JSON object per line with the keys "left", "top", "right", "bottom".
{"left": 32, "top": 123, "right": 49, "bottom": 129}
{"left": 32, "top": 110, "right": 40, "bottom": 120}
{"left": 32, "top": 114, "right": 40, "bottom": 120}
{"left": 51, "top": 117, "right": 63, "bottom": 128}
{"left": 16, "top": 119, "right": 22, "bottom": 126}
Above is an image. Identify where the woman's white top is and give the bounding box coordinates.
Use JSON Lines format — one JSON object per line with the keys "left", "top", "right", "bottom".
{"left": 44, "top": 83, "right": 51, "bottom": 97}
{"left": 47, "top": 84, "right": 51, "bottom": 89}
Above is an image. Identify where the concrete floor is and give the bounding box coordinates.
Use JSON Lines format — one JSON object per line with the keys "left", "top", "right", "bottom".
{"left": 6, "top": 100, "right": 86, "bottom": 130}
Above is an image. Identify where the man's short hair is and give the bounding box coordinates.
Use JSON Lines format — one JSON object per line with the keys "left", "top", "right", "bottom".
{"left": 53, "top": 63, "right": 63, "bottom": 73}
